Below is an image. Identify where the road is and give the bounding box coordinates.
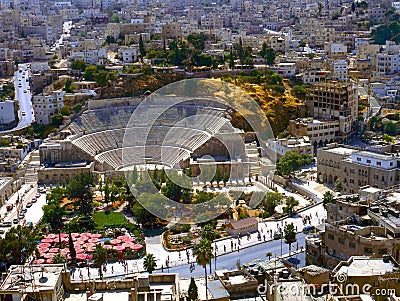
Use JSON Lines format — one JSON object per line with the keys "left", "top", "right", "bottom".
{"left": 155, "top": 233, "right": 306, "bottom": 278}
{"left": 13, "top": 63, "right": 34, "bottom": 129}
{"left": 51, "top": 21, "right": 72, "bottom": 52}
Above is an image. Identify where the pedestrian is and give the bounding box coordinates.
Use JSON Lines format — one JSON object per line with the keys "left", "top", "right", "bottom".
{"left": 111, "top": 266, "right": 114, "bottom": 274}
{"left": 161, "top": 265, "right": 164, "bottom": 272}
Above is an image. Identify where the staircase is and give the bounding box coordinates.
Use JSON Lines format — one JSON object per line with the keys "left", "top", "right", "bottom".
{"left": 245, "top": 142, "right": 261, "bottom": 177}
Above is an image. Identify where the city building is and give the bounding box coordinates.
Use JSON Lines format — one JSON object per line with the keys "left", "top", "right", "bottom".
{"left": 306, "top": 81, "right": 358, "bottom": 136}
{"left": 32, "top": 90, "right": 65, "bottom": 125}
{"left": 226, "top": 217, "right": 258, "bottom": 236}
{"left": 266, "top": 136, "right": 313, "bottom": 159}
{"left": 0, "top": 99, "right": 15, "bottom": 124}
{"left": 289, "top": 118, "right": 340, "bottom": 148}
{"left": 317, "top": 144, "right": 400, "bottom": 193}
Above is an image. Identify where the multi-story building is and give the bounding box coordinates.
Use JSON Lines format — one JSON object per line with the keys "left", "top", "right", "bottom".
{"left": 306, "top": 191, "right": 400, "bottom": 269}
{"left": 32, "top": 91, "right": 65, "bottom": 125}
{"left": 0, "top": 99, "right": 15, "bottom": 124}
{"left": 332, "top": 60, "right": 348, "bottom": 82}
{"left": 266, "top": 136, "right": 313, "bottom": 159}
{"left": 289, "top": 118, "right": 340, "bottom": 147}
{"left": 317, "top": 144, "right": 400, "bottom": 193}
{"left": 306, "top": 81, "right": 358, "bottom": 136}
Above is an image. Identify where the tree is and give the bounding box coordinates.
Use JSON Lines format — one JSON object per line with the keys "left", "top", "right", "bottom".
{"left": 66, "top": 173, "right": 94, "bottom": 219}
{"left": 265, "top": 48, "right": 276, "bottom": 65}
{"left": 259, "top": 42, "right": 268, "bottom": 59}
{"left": 0, "top": 226, "right": 37, "bottom": 265}
{"left": 143, "top": 253, "right": 157, "bottom": 274}
{"left": 42, "top": 200, "right": 65, "bottom": 231}
{"left": 284, "top": 196, "right": 299, "bottom": 216}
{"left": 383, "top": 134, "right": 395, "bottom": 143}
{"left": 323, "top": 191, "right": 334, "bottom": 204}
{"left": 139, "top": 35, "right": 146, "bottom": 61}
{"left": 188, "top": 277, "right": 198, "bottom": 301}
{"left": 68, "top": 232, "right": 76, "bottom": 261}
{"left": 262, "top": 192, "right": 283, "bottom": 216}
{"left": 193, "top": 238, "right": 214, "bottom": 301}
{"left": 51, "top": 114, "right": 64, "bottom": 127}
{"left": 334, "top": 178, "right": 342, "bottom": 192}
{"left": 284, "top": 223, "right": 297, "bottom": 253}
{"left": 266, "top": 251, "right": 273, "bottom": 260}
{"left": 223, "top": 171, "right": 229, "bottom": 187}
{"left": 276, "top": 152, "right": 313, "bottom": 177}
{"left": 71, "top": 60, "right": 87, "bottom": 72}
{"left": 93, "top": 244, "right": 108, "bottom": 279}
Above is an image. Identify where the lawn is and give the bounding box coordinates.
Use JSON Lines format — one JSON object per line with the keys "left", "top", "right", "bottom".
{"left": 93, "top": 211, "right": 128, "bottom": 227}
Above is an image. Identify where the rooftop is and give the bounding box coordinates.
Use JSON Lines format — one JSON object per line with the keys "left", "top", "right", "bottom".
{"left": 334, "top": 256, "right": 399, "bottom": 277}
{"left": 325, "top": 146, "right": 358, "bottom": 156}
{"left": 0, "top": 265, "right": 64, "bottom": 294}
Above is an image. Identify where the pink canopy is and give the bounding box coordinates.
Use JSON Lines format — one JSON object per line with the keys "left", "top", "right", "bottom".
{"left": 113, "top": 245, "right": 125, "bottom": 252}
{"left": 32, "top": 259, "right": 45, "bottom": 264}
{"left": 49, "top": 248, "right": 59, "bottom": 253}
{"left": 86, "top": 254, "right": 93, "bottom": 260}
{"left": 91, "top": 234, "right": 102, "bottom": 238}
{"left": 60, "top": 248, "right": 70, "bottom": 255}
{"left": 45, "top": 259, "right": 53, "bottom": 264}
{"left": 88, "top": 238, "right": 100, "bottom": 244}
{"left": 130, "top": 244, "right": 144, "bottom": 251}
{"left": 44, "top": 234, "right": 56, "bottom": 239}
{"left": 38, "top": 248, "right": 49, "bottom": 255}
{"left": 43, "top": 253, "right": 55, "bottom": 259}
{"left": 110, "top": 239, "right": 122, "bottom": 245}
{"left": 118, "top": 236, "right": 134, "bottom": 242}
{"left": 41, "top": 238, "right": 54, "bottom": 243}
{"left": 75, "top": 248, "right": 85, "bottom": 254}
{"left": 76, "top": 253, "right": 87, "bottom": 261}
{"left": 38, "top": 243, "right": 51, "bottom": 248}
{"left": 103, "top": 245, "right": 113, "bottom": 250}
{"left": 81, "top": 232, "right": 91, "bottom": 237}
{"left": 71, "top": 233, "right": 80, "bottom": 238}
{"left": 60, "top": 233, "right": 69, "bottom": 238}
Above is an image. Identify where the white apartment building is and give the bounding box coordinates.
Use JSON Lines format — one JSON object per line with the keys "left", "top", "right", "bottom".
{"left": 277, "top": 62, "right": 296, "bottom": 77}
{"left": 32, "top": 91, "right": 65, "bottom": 125}
{"left": 0, "top": 99, "right": 15, "bottom": 124}
{"left": 333, "top": 60, "right": 348, "bottom": 82}
{"left": 118, "top": 46, "right": 138, "bottom": 63}
{"left": 392, "top": 1, "right": 400, "bottom": 12}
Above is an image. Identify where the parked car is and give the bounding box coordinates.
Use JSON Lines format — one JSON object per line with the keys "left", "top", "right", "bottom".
{"left": 35, "top": 193, "right": 41, "bottom": 198}
{"left": 3, "top": 221, "right": 12, "bottom": 227}
{"left": 26, "top": 202, "right": 32, "bottom": 208}
{"left": 6, "top": 204, "right": 13, "bottom": 211}
{"left": 13, "top": 218, "right": 19, "bottom": 224}
{"left": 303, "top": 225, "right": 315, "bottom": 234}
{"left": 31, "top": 197, "right": 37, "bottom": 203}
{"left": 21, "top": 208, "right": 27, "bottom": 214}
{"left": 273, "top": 231, "right": 282, "bottom": 240}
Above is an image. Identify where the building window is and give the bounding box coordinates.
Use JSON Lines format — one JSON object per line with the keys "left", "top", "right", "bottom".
{"left": 377, "top": 161, "right": 381, "bottom": 166}
{"left": 349, "top": 242, "right": 356, "bottom": 249}
{"left": 378, "top": 248, "right": 387, "bottom": 255}
{"left": 328, "top": 233, "right": 334, "bottom": 240}
{"left": 338, "top": 237, "right": 345, "bottom": 244}
{"left": 364, "top": 247, "right": 373, "bottom": 254}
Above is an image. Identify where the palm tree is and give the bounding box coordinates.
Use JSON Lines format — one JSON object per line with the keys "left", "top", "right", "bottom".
{"left": 285, "top": 197, "right": 299, "bottom": 216}
{"left": 143, "top": 253, "right": 157, "bottom": 274}
{"left": 193, "top": 238, "right": 214, "bottom": 301}
{"left": 93, "top": 244, "right": 108, "bottom": 279}
{"left": 266, "top": 251, "right": 273, "bottom": 260}
{"left": 284, "top": 223, "right": 297, "bottom": 255}
{"left": 323, "top": 191, "right": 334, "bottom": 205}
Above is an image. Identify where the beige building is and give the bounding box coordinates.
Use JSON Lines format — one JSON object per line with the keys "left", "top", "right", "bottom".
{"left": 226, "top": 217, "right": 258, "bottom": 236}
{"left": 289, "top": 118, "right": 340, "bottom": 147}
{"left": 306, "top": 81, "right": 358, "bottom": 136}
{"left": 32, "top": 90, "right": 65, "bottom": 125}
{"left": 317, "top": 144, "right": 400, "bottom": 194}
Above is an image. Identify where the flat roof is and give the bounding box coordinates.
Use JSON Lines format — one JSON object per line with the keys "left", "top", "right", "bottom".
{"left": 336, "top": 257, "right": 397, "bottom": 277}
{"left": 326, "top": 147, "right": 358, "bottom": 156}
{"left": 354, "top": 150, "right": 397, "bottom": 161}
{"left": 0, "top": 265, "right": 64, "bottom": 293}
